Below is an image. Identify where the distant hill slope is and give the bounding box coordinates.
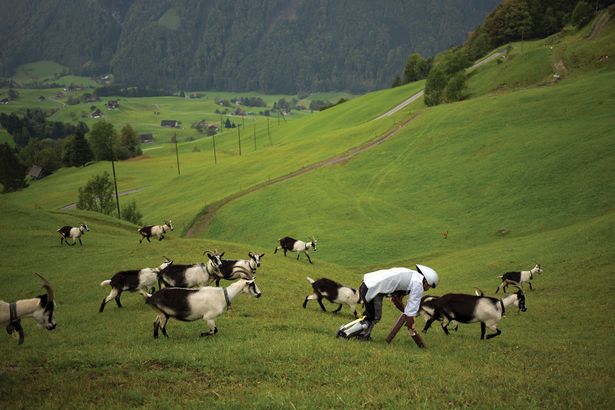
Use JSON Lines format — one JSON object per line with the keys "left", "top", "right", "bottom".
{"left": 0, "top": 0, "right": 499, "bottom": 93}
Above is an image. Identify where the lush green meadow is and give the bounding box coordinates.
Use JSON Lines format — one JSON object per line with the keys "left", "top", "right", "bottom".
{"left": 1, "top": 15, "right": 615, "bottom": 409}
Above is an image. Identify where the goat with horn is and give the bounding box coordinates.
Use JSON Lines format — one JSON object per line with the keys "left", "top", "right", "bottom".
{"left": 1, "top": 273, "right": 56, "bottom": 344}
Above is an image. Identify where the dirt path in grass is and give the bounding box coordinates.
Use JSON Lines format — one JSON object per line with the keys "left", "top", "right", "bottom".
{"left": 184, "top": 114, "right": 419, "bottom": 238}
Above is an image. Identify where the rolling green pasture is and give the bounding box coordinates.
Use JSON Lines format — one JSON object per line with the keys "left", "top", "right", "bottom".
{"left": 1, "top": 13, "right": 615, "bottom": 409}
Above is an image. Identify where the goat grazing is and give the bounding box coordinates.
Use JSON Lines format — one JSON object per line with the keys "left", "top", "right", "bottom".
{"left": 274, "top": 236, "right": 317, "bottom": 263}
{"left": 423, "top": 290, "right": 527, "bottom": 339}
{"left": 57, "top": 223, "right": 89, "bottom": 246}
{"left": 303, "top": 277, "right": 360, "bottom": 318}
{"left": 99, "top": 257, "right": 173, "bottom": 312}
{"left": 1, "top": 273, "right": 56, "bottom": 344}
{"left": 157, "top": 250, "right": 223, "bottom": 289}
{"left": 495, "top": 263, "right": 543, "bottom": 293}
{"left": 214, "top": 252, "right": 264, "bottom": 287}
{"left": 138, "top": 220, "right": 174, "bottom": 243}
{"left": 142, "top": 277, "right": 262, "bottom": 337}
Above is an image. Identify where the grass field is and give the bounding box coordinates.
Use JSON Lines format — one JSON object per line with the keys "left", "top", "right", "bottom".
{"left": 1, "top": 12, "right": 614, "bottom": 409}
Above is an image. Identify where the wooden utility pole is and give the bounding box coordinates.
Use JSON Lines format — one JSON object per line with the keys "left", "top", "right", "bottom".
{"left": 212, "top": 133, "right": 217, "bottom": 165}
{"left": 109, "top": 135, "right": 120, "bottom": 219}
{"left": 237, "top": 124, "right": 242, "bottom": 156}
{"left": 267, "top": 116, "right": 272, "bottom": 146}
{"left": 253, "top": 119, "right": 257, "bottom": 151}
{"left": 173, "top": 133, "right": 180, "bottom": 176}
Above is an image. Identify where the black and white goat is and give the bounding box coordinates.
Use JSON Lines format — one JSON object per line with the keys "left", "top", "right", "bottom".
{"left": 495, "top": 264, "right": 543, "bottom": 293}
{"left": 303, "top": 277, "right": 361, "bottom": 318}
{"left": 422, "top": 290, "right": 527, "bottom": 339}
{"left": 142, "top": 277, "right": 262, "bottom": 338}
{"left": 1, "top": 273, "right": 56, "bottom": 344}
{"left": 214, "top": 252, "right": 264, "bottom": 287}
{"left": 138, "top": 220, "right": 174, "bottom": 243}
{"left": 419, "top": 295, "right": 459, "bottom": 334}
{"left": 157, "top": 251, "right": 223, "bottom": 289}
{"left": 274, "top": 236, "right": 317, "bottom": 264}
{"left": 57, "top": 223, "right": 89, "bottom": 246}
{"left": 99, "top": 257, "right": 173, "bottom": 312}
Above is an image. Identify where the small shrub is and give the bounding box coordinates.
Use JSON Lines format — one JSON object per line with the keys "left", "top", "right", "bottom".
{"left": 121, "top": 200, "right": 143, "bottom": 225}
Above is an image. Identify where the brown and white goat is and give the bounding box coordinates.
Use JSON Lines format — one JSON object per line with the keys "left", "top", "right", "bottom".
{"left": 1, "top": 273, "right": 56, "bottom": 344}
{"left": 495, "top": 264, "right": 543, "bottom": 293}
{"left": 303, "top": 277, "right": 360, "bottom": 318}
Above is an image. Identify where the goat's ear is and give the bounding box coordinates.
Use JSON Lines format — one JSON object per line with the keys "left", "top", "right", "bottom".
{"left": 220, "top": 252, "right": 225, "bottom": 258}
{"left": 260, "top": 253, "right": 265, "bottom": 258}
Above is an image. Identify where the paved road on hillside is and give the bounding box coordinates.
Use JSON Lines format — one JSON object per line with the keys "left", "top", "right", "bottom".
{"left": 373, "top": 50, "right": 505, "bottom": 121}
{"left": 184, "top": 51, "right": 506, "bottom": 237}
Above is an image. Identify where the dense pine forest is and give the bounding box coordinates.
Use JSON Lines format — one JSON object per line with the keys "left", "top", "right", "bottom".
{"left": 0, "top": 0, "right": 499, "bottom": 93}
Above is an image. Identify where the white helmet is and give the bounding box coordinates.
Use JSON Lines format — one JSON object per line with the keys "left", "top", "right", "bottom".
{"left": 416, "top": 264, "right": 439, "bottom": 288}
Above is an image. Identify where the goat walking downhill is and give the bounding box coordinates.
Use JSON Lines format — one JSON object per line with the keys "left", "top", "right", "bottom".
{"left": 138, "top": 220, "right": 174, "bottom": 243}
{"left": 496, "top": 263, "right": 543, "bottom": 293}
{"left": 1, "top": 273, "right": 56, "bottom": 344}
{"left": 99, "top": 257, "right": 173, "bottom": 312}
{"left": 274, "top": 236, "right": 317, "bottom": 264}
{"left": 142, "top": 278, "right": 262, "bottom": 338}
{"left": 423, "top": 290, "right": 527, "bottom": 339}
{"left": 157, "top": 250, "right": 223, "bottom": 289}
{"left": 303, "top": 277, "right": 361, "bottom": 318}
{"left": 57, "top": 223, "right": 89, "bottom": 246}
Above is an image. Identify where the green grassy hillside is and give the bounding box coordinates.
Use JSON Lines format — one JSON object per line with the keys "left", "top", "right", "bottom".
{"left": 1, "top": 12, "right": 614, "bottom": 409}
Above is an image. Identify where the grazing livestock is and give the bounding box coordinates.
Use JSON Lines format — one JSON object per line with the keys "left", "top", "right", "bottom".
{"left": 142, "top": 278, "right": 262, "bottom": 338}
{"left": 214, "top": 252, "right": 264, "bottom": 287}
{"left": 495, "top": 264, "right": 543, "bottom": 293}
{"left": 422, "top": 290, "right": 527, "bottom": 339}
{"left": 157, "top": 251, "right": 223, "bottom": 289}
{"left": 1, "top": 273, "right": 56, "bottom": 344}
{"left": 99, "top": 257, "right": 173, "bottom": 312}
{"left": 274, "top": 236, "right": 317, "bottom": 263}
{"left": 57, "top": 223, "right": 89, "bottom": 246}
{"left": 419, "top": 295, "right": 459, "bottom": 334}
{"left": 138, "top": 220, "right": 174, "bottom": 243}
{"left": 303, "top": 277, "right": 361, "bottom": 318}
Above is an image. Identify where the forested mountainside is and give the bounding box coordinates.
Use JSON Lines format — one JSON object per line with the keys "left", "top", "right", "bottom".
{"left": 0, "top": 0, "right": 499, "bottom": 93}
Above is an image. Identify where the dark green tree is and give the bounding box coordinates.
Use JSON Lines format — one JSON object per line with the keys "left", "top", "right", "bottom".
{"left": 424, "top": 66, "right": 447, "bottom": 107}
{"left": 119, "top": 124, "right": 141, "bottom": 158}
{"left": 445, "top": 72, "right": 466, "bottom": 102}
{"left": 0, "top": 143, "right": 27, "bottom": 192}
{"left": 89, "top": 121, "right": 117, "bottom": 161}
{"left": 391, "top": 75, "right": 402, "bottom": 88}
{"left": 77, "top": 171, "right": 115, "bottom": 215}
{"left": 402, "top": 53, "right": 431, "bottom": 83}
{"left": 62, "top": 131, "right": 93, "bottom": 167}
{"left": 571, "top": 1, "right": 594, "bottom": 27}
{"left": 468, "top": 32, "right": 493, "bottom": 61}
{"left": 121, "top": 200, "right": 143, "bottom": 225}
{"left": 18, "top": 138, "right": 63, "bottom": 173}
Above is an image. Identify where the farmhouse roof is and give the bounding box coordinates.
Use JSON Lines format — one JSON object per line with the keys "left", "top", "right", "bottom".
{"left": 28, "top": 165, "right": 45, "bottom": 179}
{"left": 161, "top": 120, "right": 179, "bottom": 128}
{"left": 140, "top": 133, "right": 154, "bottom": 143}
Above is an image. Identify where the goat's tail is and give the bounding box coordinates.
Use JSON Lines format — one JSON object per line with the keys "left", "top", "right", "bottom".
{"left": 496, "top": 275, "right": 503, "bottom": 279}
{"left": 138, "top": 289, "right": 152, "bottom": 303}
{"left": 100, "top": 279, "right": 111, "bottom": 287}
{"left": 306, "top": 276, "right": 315, "bottom": 284}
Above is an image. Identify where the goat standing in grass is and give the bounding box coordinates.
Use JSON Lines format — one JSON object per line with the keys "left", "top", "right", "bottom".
{"left": 142, "top": 277, "right": 262, "bottom": 338}
{"left": 303, "top": 277, "right": 361, "bottom": 318}
{"left": 138, "top": 220, "right": 174, "bottom": 243}
{"left": 157, "top": 250, "right": 223, "bottom": 288}
{"left": 495, "top": 263, "right": 543, "bottom": 293}
{"left": 57, "top": 223, "right": 89, "bottom": 246}
{"left": 274, "top": 236, "right": 317, "bottom": 263}
{"left": 1, "top": 273, "right": 56, "bottom": 344}
{"left": 422, "top": 289, "right": 527, "bottom": 339}
{"left": 214, "top": 252, "right": 264, "bottom": 286}
{"left": 99, "top": 257, "right": 173, "bottom": 312}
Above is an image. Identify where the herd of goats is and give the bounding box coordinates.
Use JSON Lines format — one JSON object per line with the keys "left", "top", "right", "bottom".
{"left": 1, "top": 220, "right": 543, "bottom": 345}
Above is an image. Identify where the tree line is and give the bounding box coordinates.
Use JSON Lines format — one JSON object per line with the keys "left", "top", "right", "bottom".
{"left": 392, "top": 0, "right": 613, "bottom": 106}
